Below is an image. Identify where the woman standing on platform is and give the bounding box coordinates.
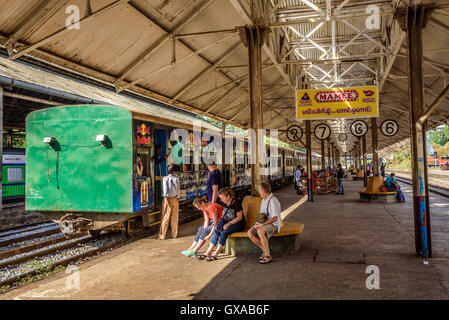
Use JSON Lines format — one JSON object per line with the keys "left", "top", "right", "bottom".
{"left": 386, "top": 173, "right": 406, "bottom": 202}
{"left": 197, "top": 188, "right": 245, "bottom": 261}
{"left": 181, "top": 196, "right": 223, "bottom": 257}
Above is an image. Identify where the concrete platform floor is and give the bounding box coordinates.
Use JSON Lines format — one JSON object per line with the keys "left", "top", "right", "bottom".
{"left": 2, "top": 179, "right": 448, "bottom": 300}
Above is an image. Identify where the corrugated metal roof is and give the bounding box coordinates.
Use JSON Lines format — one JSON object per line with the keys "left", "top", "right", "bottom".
{"left": 0, "top": 55, "right": 220, "bottom": 131}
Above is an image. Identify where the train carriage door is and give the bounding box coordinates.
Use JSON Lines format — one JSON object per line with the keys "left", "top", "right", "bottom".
{"left": 134, "top": 120, "right": 153, "bottom": 212}
{"left": 154, "top": 128, "right": 167, "bottom": 206}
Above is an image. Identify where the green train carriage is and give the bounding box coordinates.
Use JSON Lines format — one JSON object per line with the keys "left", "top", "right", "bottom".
{"left": 25, "top": 104, "right": 317, "bottom": 236}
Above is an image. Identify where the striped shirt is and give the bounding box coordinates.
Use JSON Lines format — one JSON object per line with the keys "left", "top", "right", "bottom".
{"left": 162, "top": 174, "right": 180, "bottom": 198}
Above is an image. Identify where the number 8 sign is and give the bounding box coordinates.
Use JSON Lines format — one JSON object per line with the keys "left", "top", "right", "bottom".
{"left": 380, "top": 119, "right": 399, "bottom": 137}
{"left": 314, "top": 124, "right": 331, "bottom": 140}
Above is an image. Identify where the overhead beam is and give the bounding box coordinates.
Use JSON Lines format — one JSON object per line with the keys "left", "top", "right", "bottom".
{"left": 230, "top": 0, "right": 293, "bottom": 87}
{"left": 2, "top": 0, "right": 69, "bottom": 54}
{"left": 170, "top": 41, "right": 242, "bottom": 103}
{"left": 9, "top": 0, "right": 131, "bottom": 61}
{"left": 116, "top": 0, "right": 213, "bottom": 83}
{"left": 419, "top": 82, "right": 449, "bottom": 123}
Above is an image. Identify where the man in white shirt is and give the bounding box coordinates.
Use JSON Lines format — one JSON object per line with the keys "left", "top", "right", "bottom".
{"left": 159, "top": 164, "right": 181, "bottom": 240}
{"left": 247, "top": 182, "right": 282, "bottom": 264}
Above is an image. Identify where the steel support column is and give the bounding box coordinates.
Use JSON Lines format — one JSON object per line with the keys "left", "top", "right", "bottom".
{"left": 331, "top": 144, "right": 335, "bottom": 168}
{"left": 396, "top": 4, "right": 433, "bottom": 257}
{"left": 358, "top": 138, "right": 362, "bottom": 169}
{"left": 327, "top": 139, "right": 331, "bottom": 169}
{"left": 362, "top": 135, "right": 367, "bottom": 187}
{"left": 321, "top": 139, "right": 325, "bottom": 171}
{"left": 238, "top": 25, "right": 269, "bottom": 195}
{"left": 306, "top": 120, "right": 314, "bottom": 202}
{"left": 372, "top": 118, "right": 379, "bottom": 176}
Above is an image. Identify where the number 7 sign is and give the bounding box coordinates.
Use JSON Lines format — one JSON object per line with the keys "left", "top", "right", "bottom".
{"left": 314, "top": 124, "right": 331, "bottom": 140}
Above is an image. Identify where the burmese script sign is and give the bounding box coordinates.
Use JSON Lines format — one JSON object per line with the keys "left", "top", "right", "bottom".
{"left": 296, "top": 86, "right": 379, "bottom": 120}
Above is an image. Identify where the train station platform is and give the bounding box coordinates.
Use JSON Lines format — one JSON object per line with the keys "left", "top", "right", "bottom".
{"left": 1, "top": 179, "right": 448, "bottom": 300}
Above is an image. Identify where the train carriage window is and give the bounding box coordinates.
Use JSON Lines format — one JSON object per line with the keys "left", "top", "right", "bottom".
{"left": 7, "top": 167, "right": 23, "bottom": 182}
{"left": 183, "top": 152, "right": 194, "bottom": 172}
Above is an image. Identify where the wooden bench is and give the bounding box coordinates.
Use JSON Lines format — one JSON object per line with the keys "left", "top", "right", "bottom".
{"left": 353, "top": 169, "right": 365, "bottom": 181}
{"left": 359, "top": 176, "right": 397, "bottom": 203}
{"left": 225, "top": 196, "right": 304, "bottom": 256}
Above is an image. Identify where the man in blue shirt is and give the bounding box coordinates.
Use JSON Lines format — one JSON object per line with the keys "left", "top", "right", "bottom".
{"left": 294, "top": 165, "right": 302, "bottom": 195}
{"left": 206, "top": 162, "right": 223, "bottom": 203}
{"left": 385, "top": 173, "right": 406, "bottom": 202}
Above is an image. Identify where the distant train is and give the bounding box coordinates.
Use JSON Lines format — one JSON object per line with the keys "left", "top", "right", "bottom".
{"left": 25, "top": 105, "right": 320, "bottom": 237}
{"left": 1, "top": 148, "right": 26, "bottom": 204}
{"left": 427, "top": 155, "right": 449, "bottom": 169}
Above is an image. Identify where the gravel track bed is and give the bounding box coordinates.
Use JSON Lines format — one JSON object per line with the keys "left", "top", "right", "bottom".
{"left": 0, "top": 235, "right": 91, "bottom": 266}
{"left": 0, "top": 233, "right": 124, "bottom": 284}
{"left": 0, "top": 225, "right": 60, "bottom": 243}
{"left": 0, "top": 233, "right": 63, "bottom": 252}
{"left": 0, "top": 222, "right": 57, "bottom": 238}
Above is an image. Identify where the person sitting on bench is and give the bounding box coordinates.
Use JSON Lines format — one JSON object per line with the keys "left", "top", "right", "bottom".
{"left": 386, "top": 173, "right": 406, "bottom": 203}
{"left": 247, "top": 182, "right": 282, "bottom": 264}
{"left": 197, "top": 187, "right": 246, "bottom": 261}
{"left": 181, "top": 196, "right": 223, "bottom": 257}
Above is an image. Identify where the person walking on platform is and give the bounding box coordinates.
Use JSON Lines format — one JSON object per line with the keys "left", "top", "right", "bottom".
{"left": 336, "top": 163, "right": 345, "bottom": 195}
{"left": 196, "top": 188, "right": 245, "bottom": 261}
{"left": 386, "top": 173, "right": 406, "bottom": 202}
{"left": 294, "top": 165, "right": 302, "bottom": 195}
{"left": 247, "top": 182, "right": 282, "bottom": 264}
{"left": 159, "top": 165, "right": 180, "bottom": 240}
{"left": 206, "top": 162, "right": 223, "bottom": 203}
{"left": 381, "top": 163, "right": 386, "bottom": 178}
{"left": 181, "top": 196, "right": 223, "bottom": 257}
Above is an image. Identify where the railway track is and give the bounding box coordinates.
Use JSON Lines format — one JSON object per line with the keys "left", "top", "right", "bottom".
{"left": 0, "top": 225, "right": 125, "bottom": 292}
{"left": 0, "top": 221, "right": 54, "bottom": 237}
{"left": 393, "top": 175, "right": 449, "bottom": 199}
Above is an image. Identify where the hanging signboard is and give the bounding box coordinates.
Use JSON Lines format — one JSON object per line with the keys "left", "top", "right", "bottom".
{"left": 313, "top": 123, "right": 331, "bottom": 140}
{"left": 296, "top": 86, "right": 378, "bottom": 120}
{"left": 286, "top": 125, "right": 303, "bottom": 142}
{"left": 350, "top": 120, "right": 368, "bottom": 137}
{"left": 380, "top": 119, "right": 399, "bottom": 137}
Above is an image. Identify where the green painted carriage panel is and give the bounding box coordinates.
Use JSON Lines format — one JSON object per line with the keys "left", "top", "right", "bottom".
{"left": 25, "top": 105, "right": 133, "bottom": 213}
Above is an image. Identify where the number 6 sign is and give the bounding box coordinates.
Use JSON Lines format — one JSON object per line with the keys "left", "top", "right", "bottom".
{"left": 380, "top": 119, "right": 399, "bottom": 137}
{"left": 314, "top": 123, "right": 331, "bottom": 140}
{"left": 350, "top": 120, "right": 368, "bottom": 137}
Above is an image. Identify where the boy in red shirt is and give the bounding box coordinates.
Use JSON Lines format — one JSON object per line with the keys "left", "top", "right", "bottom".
{"left": 181, "top": 196, "right": 223, "bottom": 257}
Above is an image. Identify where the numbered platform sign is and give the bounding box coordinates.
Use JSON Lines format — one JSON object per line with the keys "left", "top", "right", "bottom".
{"left": 380, "top": 119, "right": 399, "bottom": 137}
{"left": 314, "top": 124, "right": 331, "bottom": 140}
{"left": 350, "top": 120, "right": 368, "bottom": 137}
{"left": 338, "top": 133, "right": 348, "bottom": 142}
{"left": 286, "top": 125, "right": 303, "bottom": 142}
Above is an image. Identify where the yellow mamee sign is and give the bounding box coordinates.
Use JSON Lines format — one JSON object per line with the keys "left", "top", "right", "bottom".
{"left": 296, "top": 86, "right": 379, "bottom": 120}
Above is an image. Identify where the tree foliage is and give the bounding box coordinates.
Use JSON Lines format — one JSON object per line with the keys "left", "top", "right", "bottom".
{"left": 429, "top": 125, "right": 449, "bottom": 148}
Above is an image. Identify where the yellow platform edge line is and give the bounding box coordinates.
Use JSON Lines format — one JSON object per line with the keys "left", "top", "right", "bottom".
{"left": 281, "top": 195, "right": 308, "bottom": 220}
